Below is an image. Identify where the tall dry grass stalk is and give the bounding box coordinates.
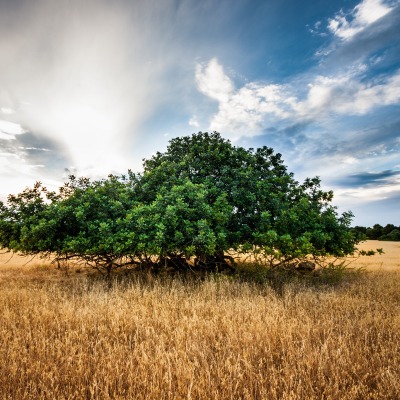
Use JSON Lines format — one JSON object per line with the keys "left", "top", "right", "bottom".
{"left": 0, "top": 259, "right": 399, "bottom": 399}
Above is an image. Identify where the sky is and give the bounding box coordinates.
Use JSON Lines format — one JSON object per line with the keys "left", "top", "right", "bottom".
{"left": 0, "top": 0, "right": 399, "bottom": 227}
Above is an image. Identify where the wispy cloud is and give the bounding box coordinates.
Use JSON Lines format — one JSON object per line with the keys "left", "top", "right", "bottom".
{"left": 316, "top": 0, "right": 400, "bottom": 66}
{"left": 328, "top": 0, "right": 394, "bottom": 40}
{"left": 195, "top": 58, "right": 292, "bottom": 138}
{"left": 1, "top": 107, "right": 15, "bottom": 115}
{"left": 19, "top": 147, "right": 50, "bottom": 152}
{"left": 0, "top": 120, "right": 26, "bottom": 140}
{"left": 291, "top": 70, "right": 400, "bottom": 117}
{"left": 337, "top": 169, "right": 400, "bottom": 187}
{"left": 195, "top": 58, "right": 400, "bottom": 137}
{"left": 188, "top": 116, "right": 200, "bottom": 128}
{"left": 195, "top": 59, "right": 234, "bottom": 103}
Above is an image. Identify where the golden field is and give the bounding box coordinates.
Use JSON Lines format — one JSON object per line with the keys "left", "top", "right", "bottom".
{"left": 349, "top": 240, "right": 400, "bottom": 271}
{"left": 0, "top": 241, "right": 399, "bottom": 399}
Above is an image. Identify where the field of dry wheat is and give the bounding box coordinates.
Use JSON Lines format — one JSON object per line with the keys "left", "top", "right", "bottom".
{"left": 349, "top": 240, "right": 400, "bottom": 271}
{"left": 0, "top": 241, "right": 399, "bottom": 399}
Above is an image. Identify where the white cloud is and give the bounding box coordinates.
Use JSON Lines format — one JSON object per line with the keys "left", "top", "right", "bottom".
{"left": 0, "top": 133, "right": 14, "bottom": 141}
{"left": 1, "top": 107, "right": 15, "bottom": 115}
{"left": 328, "top": 0, "right": 394, "bottom": 40}
{"left": 293, "top": 71, "right": 400, "bottom": 117}
{"left": 341, "top": 156, "right": 360, "bottom": 165}
{"left": 189, "top": 115, "right": 200, "bottom": 128}
{"left": 195, "top": 59, "right": 291, "bottom": 138}
{"left": 195, "top": 58, "right": 234, "bottom": 102}
{"left": 19, "top": 147, "right": 50, "bottom": 152}
{"left": 196, "top": 59, "right": 400, "bottom": 137}
{"left": 0, "top": 119, "right": 26, "bottom": 139}
{"left": 335, "top": 181, "right": 400, "bottom": 202}
{"left": 210, "top": 83, "right": 292, "bottom": 137}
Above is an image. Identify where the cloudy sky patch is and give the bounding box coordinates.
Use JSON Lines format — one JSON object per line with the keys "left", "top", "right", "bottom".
{"left": 338, "top": 169, "right": 400, "bottom": 187}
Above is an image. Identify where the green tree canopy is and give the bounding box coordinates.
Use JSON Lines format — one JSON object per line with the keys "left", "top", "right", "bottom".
{"left": 0, "top": 132, "right": 359, "bottom": 273}
{"left": 137, "top": 132, "right": 356, "bottom": 265}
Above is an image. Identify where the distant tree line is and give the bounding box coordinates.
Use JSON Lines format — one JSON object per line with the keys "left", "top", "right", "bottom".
{"left": 351, "top": 224, "right": 400, "bottom": 241}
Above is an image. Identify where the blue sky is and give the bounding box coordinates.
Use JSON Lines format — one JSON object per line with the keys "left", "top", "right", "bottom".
{"left": 0, "top": 0, "right": 399, "bottom": 226}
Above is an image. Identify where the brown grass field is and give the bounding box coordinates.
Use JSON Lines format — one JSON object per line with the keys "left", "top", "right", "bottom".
{"left": 0, "top": 241, "right": 399, "bottom": 399}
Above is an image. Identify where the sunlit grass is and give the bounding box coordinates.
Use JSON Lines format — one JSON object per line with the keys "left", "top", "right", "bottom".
{"left": 0, "top": 255, "right": 399, "bottom": 399}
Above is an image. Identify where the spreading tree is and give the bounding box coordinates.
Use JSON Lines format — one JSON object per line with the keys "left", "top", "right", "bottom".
{"left": 0, "top": 132, "right": 359, "bottom": 274}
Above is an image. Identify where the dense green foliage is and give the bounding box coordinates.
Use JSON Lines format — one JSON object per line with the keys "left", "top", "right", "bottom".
{"left": 0, "top": 132, "right": 359, "bottom": 274}
{"left": 351, "top": 224, "right": 400, "bottom": 241}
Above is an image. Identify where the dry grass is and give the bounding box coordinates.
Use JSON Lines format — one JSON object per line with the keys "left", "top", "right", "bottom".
{"left": 350, "top": 240, "right": 400, "bottom": 271}
{"left": 0, "top": 243, "right": 399, "bottom": 399}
